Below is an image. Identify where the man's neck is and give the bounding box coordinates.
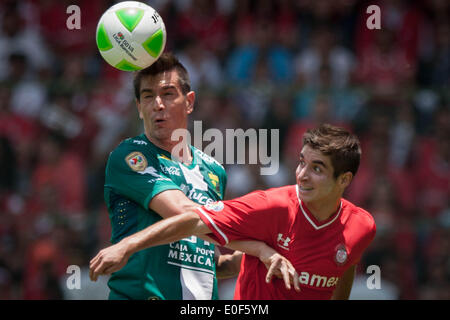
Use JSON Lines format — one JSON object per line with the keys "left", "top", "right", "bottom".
{"left": 303, "top": 198, "right": 342, "bottom": 222}
{"left": 146, "top": 133, "right": 193, "bottom": 164}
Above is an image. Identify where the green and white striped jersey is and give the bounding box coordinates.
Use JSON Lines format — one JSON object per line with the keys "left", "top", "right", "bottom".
{"left": 104, "top": 133, "right": 227, "bottom": 300}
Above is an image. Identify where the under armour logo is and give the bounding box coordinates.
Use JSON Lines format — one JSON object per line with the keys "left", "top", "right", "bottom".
{"left": 277, "top": 233, "right": 291, "bottom": 250}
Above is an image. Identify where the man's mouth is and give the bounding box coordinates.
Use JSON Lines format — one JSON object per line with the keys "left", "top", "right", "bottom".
{"left": 299, "top": 186, "right": 314, "bottom": 192}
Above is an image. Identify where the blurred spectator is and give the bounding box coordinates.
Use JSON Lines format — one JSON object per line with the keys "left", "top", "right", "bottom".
{"left": 356, "top": 27, "right": 415, "bottom": 97}
{"left": 31, "top": 132, "right": 86, "bottom": 216}
{"left": 283, "top": 94, "right": 351, "bottom": 171}
{"left": 0, "top": 3, "right": 52, "bottom": 81}
{"left": 293, "top": 63, "right": 366, "bottom": 122}
{"left": 35, "top": 0, "right": 104, "bottom": 56}
{"left": 226, "top": 19, "right": 294, "bottom": 85}
{"left": 23, "top": 233, "right": 67, "bottom": 299}
{"left": 177, "top": 40, "right": 224, "bottom": 90}
{"left": 295, "top": 25, "right": 355, "bottom": 89}
{"left": 40, "top": 94, "right": 83, "bottom": 140}
{"left": 412, "top": 107, "right": 449, "bottom": 219}
{"left": 423, "top": 21, "right": 449, "bottom": 86}
{"left": 0, "top": 136, "right": 17, "bottom": 193}
{"left": 174, "top": 0, "right": 229, "bottom": 57}
{"left": 355, "top": 0, "right": 425, "bottom": 67}
{"left": 263, "top": 93, "right": 295, "bottom": 150}
{"left": 347, "top": 112, "right": 416, "bottom": 214}
{"left": 389, "top": 101, "right": 416, "bottom": 169}
{"left": 6, "top": 53, "right": 47, "bottom": 120}
{"left": 229, "top": 53, "right": 275, "bottom": 127}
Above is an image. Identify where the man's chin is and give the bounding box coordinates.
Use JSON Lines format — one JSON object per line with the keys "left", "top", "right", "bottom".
{"left": 298, "top": 192, "right": 310, "bottom": 202}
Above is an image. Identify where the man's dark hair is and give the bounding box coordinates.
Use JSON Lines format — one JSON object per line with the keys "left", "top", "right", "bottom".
{"left": 302, "top": 124, "right": 361, "bottom": 178}
{"left": 133, "top": 52, "right": 191, "bottom": 101}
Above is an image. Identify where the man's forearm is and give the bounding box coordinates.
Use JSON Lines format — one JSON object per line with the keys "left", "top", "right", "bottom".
{"left": 331, "top": 265, "right": 356, "bottom": 300}
{"left": 89, "top": 211, "right": 211, "bottom": 281}
{"left": 225, "top": 240, "right": 270, "bottom": 259}
{"left": 216, "top": 251, "right": 242, "bottom": 279}
{"left": 122, "top": 211, "right": 209, "bottom": 255}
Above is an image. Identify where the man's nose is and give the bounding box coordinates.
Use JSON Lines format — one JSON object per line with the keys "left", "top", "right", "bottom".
{"left": 154, "top": 96, "right": 164, "bottom": 110}
{"left": 297, "top": 166, "right": 308, "bottom": 181}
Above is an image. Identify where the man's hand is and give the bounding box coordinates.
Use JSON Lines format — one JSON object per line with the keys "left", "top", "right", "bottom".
{"left": 259, "top": 249, "right": 300, "bottom": 292}
{"left": 89, "top": 240, "right": 131, "bottom": 281}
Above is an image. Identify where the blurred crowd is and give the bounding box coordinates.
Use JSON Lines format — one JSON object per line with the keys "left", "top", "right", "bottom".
{"left": 0, "top": 0, "right": 448, "bottom": 299}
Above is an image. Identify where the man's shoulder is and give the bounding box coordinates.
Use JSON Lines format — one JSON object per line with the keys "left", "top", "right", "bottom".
{"left": 105, "top": 136, "right": 166, "bottom": 177}
{"left": 109, "top": 135, "right": 160, "bottom": 162}
{"left": 265, "top": 185, "right": 297, "bottom": 201}
{"left": 246, "top": 185, "right": 295, "bottom": 212}
{"left": 112, "top": 135, "right": 149, "bottom": 153}
{"left": 341, "top": 199, "right": 376, "bottom": 233}
{"left": 192, "top": 147, "right": 226, "bottom": 173}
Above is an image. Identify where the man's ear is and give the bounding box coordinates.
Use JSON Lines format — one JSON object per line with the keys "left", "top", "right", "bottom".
{"left": 339, "top": 172, "right": 353, "bottom": 188}
{"left": 186, "top": 91, "right": 195, "bottom": 114}
{"left": 136, "top": 98, "right": 143, "bottom": 119}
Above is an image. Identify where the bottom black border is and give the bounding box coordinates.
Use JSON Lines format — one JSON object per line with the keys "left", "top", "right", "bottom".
{"left": 1, "top": 300, "right": 440, "bottom": 319}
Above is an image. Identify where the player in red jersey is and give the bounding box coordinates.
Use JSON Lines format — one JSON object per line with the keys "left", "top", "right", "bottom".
{"left": 90, "top": 124, "right": 376, "bottom": 299}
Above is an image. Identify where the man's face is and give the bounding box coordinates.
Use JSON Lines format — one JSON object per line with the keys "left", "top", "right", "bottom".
{"left": 296, "top": 145, "right": 342, "bottom": 206}
{"left": 136, "top": 69, "right": 194, "bottom": 145}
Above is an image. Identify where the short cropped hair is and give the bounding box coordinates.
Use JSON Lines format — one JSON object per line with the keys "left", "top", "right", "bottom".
{"left": 133, "top": 52, "right": 191, "bottom": 100}
{"left": 302, "top": 124, "right": 361, "bottom": 178}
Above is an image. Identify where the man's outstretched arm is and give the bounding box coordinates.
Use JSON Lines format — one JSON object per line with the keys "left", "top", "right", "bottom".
{"left": 89, "top": 211, "right": 300, "bottom": 291}
{"left": 89, "top": 211, "right": 206, "bottom": 281}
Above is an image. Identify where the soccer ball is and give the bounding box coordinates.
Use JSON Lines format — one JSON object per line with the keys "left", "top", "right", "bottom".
{"left": 96, "top": 1, "right": 166, "bottom": 71}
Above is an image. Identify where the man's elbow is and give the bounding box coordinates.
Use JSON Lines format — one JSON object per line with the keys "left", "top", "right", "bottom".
{"left": 178, "top": 211, "right": 210, "bottom": 236}
{"left": 180, "top": 202, "right": 201, "bottom": 214}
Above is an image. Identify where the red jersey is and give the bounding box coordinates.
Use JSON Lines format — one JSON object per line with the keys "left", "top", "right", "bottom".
{"left": 196, "top": 185, "right": 376, "bottom": 300}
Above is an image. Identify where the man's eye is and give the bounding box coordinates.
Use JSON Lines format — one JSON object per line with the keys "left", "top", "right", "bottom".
{"left": 314, "top": 166, "right": 321, "bottom": 173}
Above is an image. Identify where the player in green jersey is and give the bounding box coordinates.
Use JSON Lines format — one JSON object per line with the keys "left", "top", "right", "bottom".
{"left": 96, "top": 53, "right": 295, "bottom": 299}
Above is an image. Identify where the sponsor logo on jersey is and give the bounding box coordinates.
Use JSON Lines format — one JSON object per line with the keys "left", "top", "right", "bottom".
{"left": 208, "top": 172, "right": 221, "bottom": 196}
{"left": 205, "top": 201, "right": 224, "bottom": 212}
{"left": 160, "top": 164, "right": 181, "bottom": 176}
{"left": 298, "top": 271, "right": 340, "bottom": 288}
{"left": 277, "top": 233, "right": 291, "bottom": 250}
{"left": 134, "top": 165, "right": 172, "bottom": 183}
{"left": 179, "top": 184, "right": 213, "bottom": 205}
{"left": 167, "top": 237, "right": 215, "bottom": 273}
{"left": 187, "top": 189, "right": 214, "bottom": 205}
{"left": 194, "top": 149, "right": 222, "bottom": 167}
{"left": 157, "top": 154, "right": 172, "bottom": 161}
{"left": 334, "top": 243, "right": 348, "bottom": 266}
{"left": 132, "top": 139, "right": 147, "bottom": 145}
{"left": 125, "top": 151, "right": 147, "bottom": 172}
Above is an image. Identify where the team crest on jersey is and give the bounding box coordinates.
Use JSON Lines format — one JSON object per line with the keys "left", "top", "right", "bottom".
{"left": 125, "top": 151, "right": 147, "bottom": 172}
{"left": 205, "top": 201, "right": 224, "bottom": 212}
{"left": 334, "top": 244, "right": 348, "bottom": 266}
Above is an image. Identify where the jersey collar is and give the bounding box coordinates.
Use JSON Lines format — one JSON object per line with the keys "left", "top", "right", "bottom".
{"left": 295, "top": 184, "right": 342, "bottom": 230}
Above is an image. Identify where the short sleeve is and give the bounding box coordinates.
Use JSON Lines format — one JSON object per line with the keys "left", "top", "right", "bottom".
{"left": 195, "top": 190, "right": 277, "bottom": 245}
{"left": 352, "top": 211, "right": 377, "bottom": 265}
{"left": 105, "top": 148, "right": 181, "bottom": 209}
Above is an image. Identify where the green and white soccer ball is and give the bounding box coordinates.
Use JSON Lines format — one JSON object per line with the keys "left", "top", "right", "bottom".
{"left": 96, "top": 1, "right": 166, "bottom": 71}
